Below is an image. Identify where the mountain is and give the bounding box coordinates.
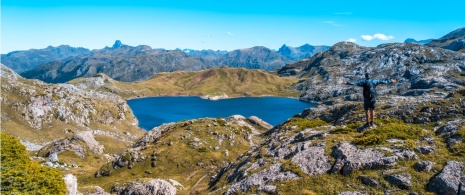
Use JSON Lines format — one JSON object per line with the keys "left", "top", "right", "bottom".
{"left": 1, "top": 45, "right": 90, "bottom": 73}
{"left": 68, "top": 67, "right": 300, "bottom": 99}
{"left": 404, "top": 38, "right": 433, "bottom": 45}
{"left": 183, "top": 49, "right": 228, "bottom": 61}
{"left": 277, "top": 41, "right": 465, "bottom": 103}
{"left": 21, "top": 41, "right": 217, "bottom": 83}
{"left": 427, "top": 27, "right": 465, "bottom": 52}
{"left": 277, "top": 44, "right": 330, "bottom": 61}
{"left": 217, "top": 46, "right": 294, "bottom": 71}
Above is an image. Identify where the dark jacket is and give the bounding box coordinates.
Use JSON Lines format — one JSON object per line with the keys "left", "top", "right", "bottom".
{"left": 347, "top": 78, "right": 392, "bottom": 100}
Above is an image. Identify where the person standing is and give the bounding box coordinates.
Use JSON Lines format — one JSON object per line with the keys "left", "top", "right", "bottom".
{"left": 342, "top": 73, "right": 396, "bottom": 128}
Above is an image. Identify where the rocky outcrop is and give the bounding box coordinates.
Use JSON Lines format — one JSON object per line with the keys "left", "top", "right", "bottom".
{"left": 330, "top": 142, "right": 398, "bottom": 175}
{"left": 358, "top": 175, "right": 382, "bottom": 187}
{"left": 111, "top": 179, "right": 176, "bottom": 195}
{"left": 224, "top": 163, "right": 300, "bottom": 195}
{"left": 84, "top": 186, "right": 110, "bottom": 195}
{"left": 38, "top": 131, "right": 105, "bottom": 159}
{"left": 291, "top": 143, "right": 332, "bottom": 175}
{"left": 427, "top": 27, "right": 465, "bottom": 52}
{"left": 426, "top": 161, "right": 465, "bottom": 195}
{"left": 413, "top": 161, "right": 434, "bottom": 172}
{"left": 278, "top": 40, "right": 465, "bottom": 103}
{"left": 247, "top": 116, "right": 273, "bottom": 130}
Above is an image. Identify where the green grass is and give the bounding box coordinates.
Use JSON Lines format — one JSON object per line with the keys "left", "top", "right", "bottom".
{"left": 353, "top": 118, "right": 424, "bottom": 146}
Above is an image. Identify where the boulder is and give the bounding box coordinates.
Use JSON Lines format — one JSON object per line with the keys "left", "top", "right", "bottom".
{"left": 385, "top": 173, "right": 412, "bottom": 189}
{"left": 427, "top": 161, "right": 465, "bottom": 195}
{"left": 63, "top": 174, "right": 79, "bottom": 195}
{"left": 85, "top": 186, "right": 110, "bottom": 195}
{"left": 330, "top": 142, "right": 398, "bottom": 175}
{"left": 358, "top": 175, "right": 382, "bottom": 188}
{"left": 413, "top": 161, "right": 434, "bottom": 172}
{"left": 414, "top": 146, "right": 436, "bottom": 154}
{"left": 247, "top": 116, "right": 273, "bottom": 129}
{"left": 49, "top": 153, "right": 59, "bottom": 162}
{"left": 225, "top": 163, "right": 300, "bottom": 195}
{"left": 291, "top": 143, "right": 332, "bottom": 176}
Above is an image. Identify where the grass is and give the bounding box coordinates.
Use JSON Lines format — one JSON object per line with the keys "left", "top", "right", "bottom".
{"left": 353, "top": 118, "right": 424, "bottom": 146}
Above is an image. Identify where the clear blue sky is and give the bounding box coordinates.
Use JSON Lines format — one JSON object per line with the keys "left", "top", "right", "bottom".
{"left": 2, "top": 0, "right": 464, "bottom": 54}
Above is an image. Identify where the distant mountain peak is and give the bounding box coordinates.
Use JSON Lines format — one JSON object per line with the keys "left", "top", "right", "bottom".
{"left": 112, "top": 40, "right": 123, "bottom": 49}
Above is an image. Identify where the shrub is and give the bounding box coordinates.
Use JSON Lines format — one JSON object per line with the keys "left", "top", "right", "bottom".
{"left": 1, "top": 133, "right": 67, "bottom": 194}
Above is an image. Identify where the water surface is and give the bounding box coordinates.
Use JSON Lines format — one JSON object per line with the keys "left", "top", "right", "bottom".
{"left": 127, "top": 96, "right": 314, "bottom": 130}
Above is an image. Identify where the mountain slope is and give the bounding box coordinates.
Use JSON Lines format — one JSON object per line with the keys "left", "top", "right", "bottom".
{"left": 68, "top": 67, "right": 300, "bottom": 99}
{"left": 427, "top": 27, "right": 465, "bottom": 52}
{"left": 277, "top": 44, "right": 330, "bottom": 61}
{"left": 404, "top": 38, "right": 433, "bottom": 45}
{"left": 217, "top": 46, "right": 294, "bottom": 71}
{"left": 1, "top": 45, "right": 90, "bottom": 73}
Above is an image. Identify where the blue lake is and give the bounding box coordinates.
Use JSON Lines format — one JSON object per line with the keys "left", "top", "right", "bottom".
{"left": 127, "top": 96, "right": 315, "bottom": 131}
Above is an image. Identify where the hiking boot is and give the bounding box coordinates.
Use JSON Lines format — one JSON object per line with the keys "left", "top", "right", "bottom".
{"left": 370, "top": 122, "right": 377, "bottom": 128}
{"left": 364, "top": 122, "right": 371, "bottom": 128}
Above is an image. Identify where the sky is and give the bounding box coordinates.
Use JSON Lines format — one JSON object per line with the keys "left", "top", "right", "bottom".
{"left": 1, "top": 0, "right": 465, "bottom": 54}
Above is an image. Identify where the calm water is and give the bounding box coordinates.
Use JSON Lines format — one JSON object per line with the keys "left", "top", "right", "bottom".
{"left": 127, "top": 96, "right": 314, "bottom": 130}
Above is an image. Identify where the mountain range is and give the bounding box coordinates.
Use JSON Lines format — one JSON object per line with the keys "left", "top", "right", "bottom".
{"left": 2, "top": 41, "right": 330, "bottom": 83}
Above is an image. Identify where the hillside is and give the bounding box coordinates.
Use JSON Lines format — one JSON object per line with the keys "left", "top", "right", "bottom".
{"left": 68, "top": 67, "right": 300, "bottom": 99}
{"left": 277, "top": 41, "right": 465, "bottom": 103}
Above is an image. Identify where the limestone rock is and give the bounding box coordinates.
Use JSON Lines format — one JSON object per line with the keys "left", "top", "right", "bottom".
{"left": 84, "top": 186, "right": 110, "bottom": 195}
{"left": 358, "top": 175, "right": 382, "bottom": 187}
{"left": 385, "top": 173, "right": 412, "bottom": 189}
{"left": 291, "top": 143, "right": 332, "bottom": 176}
{"left": 225, "top": 163, "right": 300, "bottom": 195}
{"left": 413, "top": 161, "right": 434, "bottom": 172}
{"left": 63, "top": 174, "right": 79, "bottom": 195}
{"left": 111, "top": 179, "right": 176, "bottom": 195}
{"left": 331, "top": 142, "right": 398, "bottom": 175}
{"left": 426, "top": 161, "right": 465, "bottom": 195}
{"left": 247, "top": 116, "right": 273, "bottom": 129}
{"left": 414, "top": 146, "right": 435, "bottom": 154}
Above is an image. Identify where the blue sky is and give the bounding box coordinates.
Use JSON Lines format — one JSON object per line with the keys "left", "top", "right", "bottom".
{"left": 2, "top": 0, "right": 464, "bottom": 54}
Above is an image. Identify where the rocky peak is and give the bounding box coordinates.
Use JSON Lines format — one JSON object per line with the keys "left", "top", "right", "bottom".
{"left": 112, "top": 40, "right": 123, "bottom": 49}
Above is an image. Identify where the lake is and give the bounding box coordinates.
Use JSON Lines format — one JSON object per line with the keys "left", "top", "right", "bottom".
{"left": 127, "top": 96, "right": 315, "bottom": 130}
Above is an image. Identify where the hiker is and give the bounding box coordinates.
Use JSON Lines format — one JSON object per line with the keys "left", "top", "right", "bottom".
{"left": 342, "top": 73, "right": 396, "bottom": 127}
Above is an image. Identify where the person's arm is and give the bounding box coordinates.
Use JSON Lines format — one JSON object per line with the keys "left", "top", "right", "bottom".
{"left": 373, "top": 79, "right": 396, "bottom": 85}
{"left": 344, "top": 80, "right": 365, "bottom": 86}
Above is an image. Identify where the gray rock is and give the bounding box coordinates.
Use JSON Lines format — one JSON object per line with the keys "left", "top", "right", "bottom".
{"left": 45, "top": 161, "right": 54, "bottom": 167}
{"left": 414, "top": 146, "right": 436, "bottom": 154}
{"left": 49, "top": 153, "right": 59, "bottom": 162}
{"left": 257, "top": 185, "right": 276, "bottom": 194}
{"left": 393, "top": 148, "right": 418, "bottom": 160}
{"left": 85, "top": 186, "right": 110, "bottom": 195}
{"left": 247, "top": 116, "right": 273, "bottom": 129}
{"left": 427, "top": 161, "right": 465, "bottom": 195}
{"left": 358, "top": 175, "right": 382, "bottom": 187}
{"left": 436, "top": 119, "right": 464, "bottom": 138}
{"left": 413, "top": 161, "right": 434, "bottom": 172}
{"left": 331, "top": 142, "right": 398, "bottom": 175}
{"left": 291, "top": 143, "right": 331, "bottom": 176}
{"left": 385, "top": 173, "right": 412, "bottom": 189}
{"left": 338, "top": 191, "right": 367, "bottom": 195}
{"left": 111, "top": 179, "right": 176, "bottom": 195}
{"left": 63, "top": 174, "right": 79, "bottom": 195}
{"left": 225, "top": 163, "right": 300, "bottom": 195}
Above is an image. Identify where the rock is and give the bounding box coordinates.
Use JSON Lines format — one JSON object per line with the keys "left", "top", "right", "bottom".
{"left": 436, "top": 119, "right": 464, "bottom": 138}
{"left": 291, "top": 143, "right": 332, "bottom": 176}
{"left": 330, "top": 142, "right": 398, "bottom": 175}
{"left": 382, "top": 167, "right": 407, "bottom": 175}
{"left": 45, "top": 161, "right": 54, "bottom": 167}
{"left": 413, "top": 161, "right": 434, "bottom": 172}
{"left": 385, "top": 173, "right": 412, "bottom": 189}
{"left": 74, "top": 131, "right": 104, "bottom": 155}
{"left": 86, "top": 186, "right": 110, "bottom": 195}
{"left": 358, "top": 175, "right": 382, "bottom": 187}
{"left": 151, "top": 161, "right": 157, "bottom": 167}
{"left": 111, "top": 179, "right": 176, "bottom": 195}
{"left": 426, "top": 161, "right": 465, "bottom": 195}
{"left": 338, "top": 191, "right": 367, "bottom": 195}
{"left": 168, "top": 179, "right": 184, "bottom": 189}
{"left": 247, "top": 116, "right": 273, "bottom": 129}
{"left": 414, "top": 146, "right": 436, "bottom": 154}
{"left": 257, "top": 185, "right": 276, "bottom": 194}
{"left": 225, "top": 163, "right": 300, "bottom": 195}
{"left": 393, "top": 148, "right": 418, "bottom": 160}
{"left": 63, "top": 174, "right": 79, "bottom": 195}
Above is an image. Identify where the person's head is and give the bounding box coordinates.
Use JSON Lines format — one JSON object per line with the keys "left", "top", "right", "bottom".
{"left": 365, "top": 73, "right": 370, "bottom": 79}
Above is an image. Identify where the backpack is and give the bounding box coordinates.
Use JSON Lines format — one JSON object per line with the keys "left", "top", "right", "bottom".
{"left": 362, "top": 80, "right": 376, "bottom": 100}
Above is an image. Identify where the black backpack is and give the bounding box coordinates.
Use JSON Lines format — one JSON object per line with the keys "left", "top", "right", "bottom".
{"left": 362, "top": 80, "right": 376, "bottom": 99}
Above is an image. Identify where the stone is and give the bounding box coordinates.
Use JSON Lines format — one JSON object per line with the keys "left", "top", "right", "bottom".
{"left": 49, "top": 153, "right": 59, "bottom": 162}
{"left": 86, "top": 186, "right": 111, "bottom": 195}
{"left": 247, "top": 116, "right": 273, "bottom": 129}
{"left": 413, "top": 161, "right": 434, "bottom": 172}
{"left": 331, "top": 142, "right": 398, "bottom": 175}
{"left": 151, "top": 161, "right": 157, "bottom": 167}
{"left": 426, "top": 161, "right": 465, "bottom": 195}
{"left": 45, "top": 161, "right": 54, "bottom": 167}
{"left": 338, "top": 191, "right": 367, "bottom": 195}
{"left": 414, "top": 146, "right": 435, "bottom": 154}
{"left": 63, "top": 174, "right": 78, "bottom": 195}
{"left": 393, "top": 148, "right": 418, "bottom": 160}
{"left": 358, "top": 175, "right": 382, "bottom": 187}
{"left": 291, "top": 144, "right": 332, "bottom": 176}
{"left": 385, "top": 173, "right": 412, "bottom": 189}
